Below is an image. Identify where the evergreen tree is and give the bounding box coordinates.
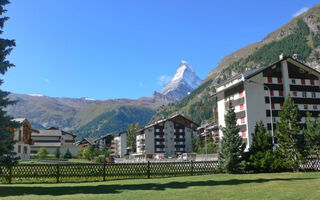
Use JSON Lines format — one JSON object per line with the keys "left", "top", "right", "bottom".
{"left": 218, "top": 104, "right": 245, "bottom": 173}
{"left": 0, "top": 0, "right": 18, "bottom": 168}
{"left": 54, "top": 148, "right": 61, "bottom": 159}
{"left": 196, "top": 135, "right": 204, "bottom": 154}
{"left": 126, "top": 123, "right": 141, "bottom": 153}
{"left": 304, "top": 113, "right": 320, "bottom": 159}
{"left": 248, "top": 121, "right": 276, "bottom": 172}
{"left": 63, "top": 149, "right": 72, "bottom": 159}
{"left": 190, "top": 131, "right": 197, "bottom": 153}
{"left": 276, "top": 95, "right": 305, "bottom": 172}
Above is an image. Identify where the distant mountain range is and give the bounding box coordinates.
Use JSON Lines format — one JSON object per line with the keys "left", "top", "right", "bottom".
{"left": 152, "top": 3, "right": 320, "bottom": 125}
{"left": 6, "top": 61, "right": 201, "bottom": 139}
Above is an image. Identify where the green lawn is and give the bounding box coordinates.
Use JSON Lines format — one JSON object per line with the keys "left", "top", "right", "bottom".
{"left": 1, "top": 172, "right": 320, "bottom": 200}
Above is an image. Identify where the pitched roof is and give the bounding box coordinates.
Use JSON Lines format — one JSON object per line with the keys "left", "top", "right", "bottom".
{"left": 136, "top": 114, "right": 199, "bottom": 134}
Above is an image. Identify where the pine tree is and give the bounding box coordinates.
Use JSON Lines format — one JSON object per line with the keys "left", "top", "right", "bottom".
{"left": 126, "top": 123, "right": 141, "bottom": 153}
{"left": 54, "top": 148, "right": 61, "bottom": 159}
{"left": 248, "top": 121, "right": 276, "bottom": 172}
{"left": 304, "top": 112, "right": 320, "bottom": 159}
{"left": 190, "top": 131, "right": 197, "bottom": 153}
{"left": 63, "top": 149, "right": 72, "bottom": 159}
{"left": 276, "top": 95, "right": 305, "bottom": 172}
{"left": 218, "top": 104, "right": 245, "bottom": 173}
{"left": 0, "top": 0, "right": 17, "bottom": 168}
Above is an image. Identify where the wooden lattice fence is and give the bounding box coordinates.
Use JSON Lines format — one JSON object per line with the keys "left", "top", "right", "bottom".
{"left": 0, "top": 159, "right": 319, "bottom": 184}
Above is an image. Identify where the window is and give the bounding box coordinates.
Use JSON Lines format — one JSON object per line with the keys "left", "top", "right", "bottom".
{"left": 292, "top": 79, "right": 296, "bottom": 84}
{"left": 313, "top": 105, "right": 317, "bottom": 110}
{"left": 277, "top": 77, "right": 282, "bottom": 84}
{"left": 270, "top": 90, "right": 274, "bottom": 96}
{"left": 279, "top": 90, "right": 283, "bottom": 97}
{"left": 271, "top": 104, "right": 275, "bottom": 110}
{"left": 302, "top": 91, "right": 307, "bottom": 98}
{"left": 18, "top": 145, "right": 21, "bottom": 153}
{"left": 268, "top": 77, "right": 273, "bottom": 83}
{"left": 311, "top": 79, "right": 315, "bottom": 85}
{"left": 304, "top": 104, "right": 308, "bottom": 110}
{"left": 240, "top": 104, "right": 244, "bottom": 110}
{"left": 19, "top": 129, "right": 22, "bottom": 141}
{"left": 293, "top": 91, "right": 297, "bottom": 97}
{"left": 301, "top": 79, "right": 305, "bottom": 85}
{"left": 241, "top": 131, "right": 246, "bottom": 138}
{"left": 273, "top": 117, "right": 277, "bottom": 123}
{"left": 23, "top": 146, "right": 27, "bottom": 154}
{"left": 239, "top": 91, "right": 243, "bottom": 97}
{"left": 241, "top": 117, "right": 245, "bottom": 124}
{"left": 156, "top": 129, "right": 160, "bottom": 133}
{"left": 312, "top": 92, "right": 316, "bottom": 98}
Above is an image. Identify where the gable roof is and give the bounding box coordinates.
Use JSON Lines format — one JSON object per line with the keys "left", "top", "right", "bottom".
{"left": 136, "top": 114, "right": 199, "bottom": 134}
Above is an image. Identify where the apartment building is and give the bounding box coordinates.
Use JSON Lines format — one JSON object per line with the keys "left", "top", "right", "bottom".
{"left": 213, "top": 55, "right": 320, "bottom": 150}
{"left": 94, "top": 134, "right": 113, "bottom": 151}
{"left": 9, "top": 118, "right": 39, "bottom": 160}
{"left": 136, "top": 114, "right": 199, "bottom": 157}
{"left": 111, "top": 132, "right": 127, "bottom": 157}
{"left": 31, "top": 127, "right": 79, "bottom": 156}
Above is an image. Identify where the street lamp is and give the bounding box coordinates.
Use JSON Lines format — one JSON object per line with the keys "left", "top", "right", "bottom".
{"left": 246, "top": 80, "right": 275, "bottom": 147}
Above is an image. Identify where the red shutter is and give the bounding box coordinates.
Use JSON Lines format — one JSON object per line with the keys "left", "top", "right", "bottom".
{"left": 279, "top": 90, "right": 283, "bottom": 96}
{"left": 268, "top": 77, "right": 272, "bottom": 83}
{"left": 241, "top": 117, "right": 245, "bottom": 123}
{"left": 311, "top": 79, "right": 315, "bottom": 85}
{"left": 277, "top": 77, "right": 282, "bottom": 84}
{"left": 241, "top": 131, "right": 246, "bottom": 137}
{"left": 280, "top": 104, "right": 283, "bottom": 108}
{"left": 271, "top": 104, "right": 275, "bottom": 109}
{"left": 270, "top": 90, "right": 274, "bottom": 96}
{"left": 240, "top": 104, "right": 244, "bottom": 110}
{"left": 301, "top": 79, "right": 305, "bottom": 85}
{"left": 239, "top": 91, "right": 243, "bottom": 97}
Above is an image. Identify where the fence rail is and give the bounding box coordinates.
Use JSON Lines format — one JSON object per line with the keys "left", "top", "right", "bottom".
{"left": 0, "top": 159, "right": 319, "bottom": 184}
{"left": 0, "top": 161, "right": 218, "bottom": 183}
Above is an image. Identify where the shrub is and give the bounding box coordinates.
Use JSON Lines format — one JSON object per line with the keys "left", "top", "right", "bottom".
{"left": 37, "top": 148, "right": 48, "bottom": 159}
{"left": 95, "top": 155, "right": 106, "bottom": 163}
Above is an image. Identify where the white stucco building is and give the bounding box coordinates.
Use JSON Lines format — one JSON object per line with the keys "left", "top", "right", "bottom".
{"left": 31, "top": 127, "right": 80, "bottom": 157}
{"left": 111, "top": 132, "right": 127, "bottom": 157}
{"left": 213, "top": 56, "right": 320, "bottom": 150}
{"left": 10, "top": 118, "right": 39, "bottom": 160}
{"left": 136, "top": 114, "right": 199, "bottom": 158}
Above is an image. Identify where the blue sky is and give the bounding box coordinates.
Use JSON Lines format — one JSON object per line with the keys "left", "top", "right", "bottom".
{"left": 1, "top": 0, "right": 319, "bottom": 100}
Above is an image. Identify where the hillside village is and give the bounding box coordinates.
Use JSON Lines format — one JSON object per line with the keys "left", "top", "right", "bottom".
{"left": 9, "top": 55, "right": 320, "bottom": 164}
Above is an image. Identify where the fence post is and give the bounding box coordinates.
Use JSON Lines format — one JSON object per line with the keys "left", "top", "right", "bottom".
{"left": 147, "top": 161, "right": 150, "bottom": 179}
{"left": 103, "top": 163, "right": 106, "bottom": 181}
{"left": 8, "top": 165, "right": 12, "bottom": 184}
{"left": 190, "top": 160, "right": 194, "bottom": 176}
{"left": 56, "top": 164, "right": 60, "bottom": 183}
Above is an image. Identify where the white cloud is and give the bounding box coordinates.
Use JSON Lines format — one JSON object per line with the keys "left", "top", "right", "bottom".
{"left": 44, "top": 78, "right": 50, "bottom": 83}
{"left": 139, "top": 82, "right": 144, "bottom": 87}
{"left": 158, "top": 75, "right": 172, "bottom": 86}
{"left": 293, "top": 7, "right": 309, "bottom": 17}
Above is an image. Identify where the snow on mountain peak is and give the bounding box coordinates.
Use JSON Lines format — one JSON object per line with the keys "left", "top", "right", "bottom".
{"left": 161, "top": 61, "right": 202, "bottom": 100}
{"left": 28, "top": 94, "right": 44, "bottom": 97}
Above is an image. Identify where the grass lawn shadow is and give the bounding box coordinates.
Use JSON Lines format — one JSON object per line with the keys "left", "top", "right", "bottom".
{"left": 0, "top": 177, "right": 314, "bottom": 197}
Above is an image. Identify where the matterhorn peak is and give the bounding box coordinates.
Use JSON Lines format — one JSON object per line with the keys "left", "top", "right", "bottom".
{"left": 161, "top": 60, "right": 202, "bottom": 101}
